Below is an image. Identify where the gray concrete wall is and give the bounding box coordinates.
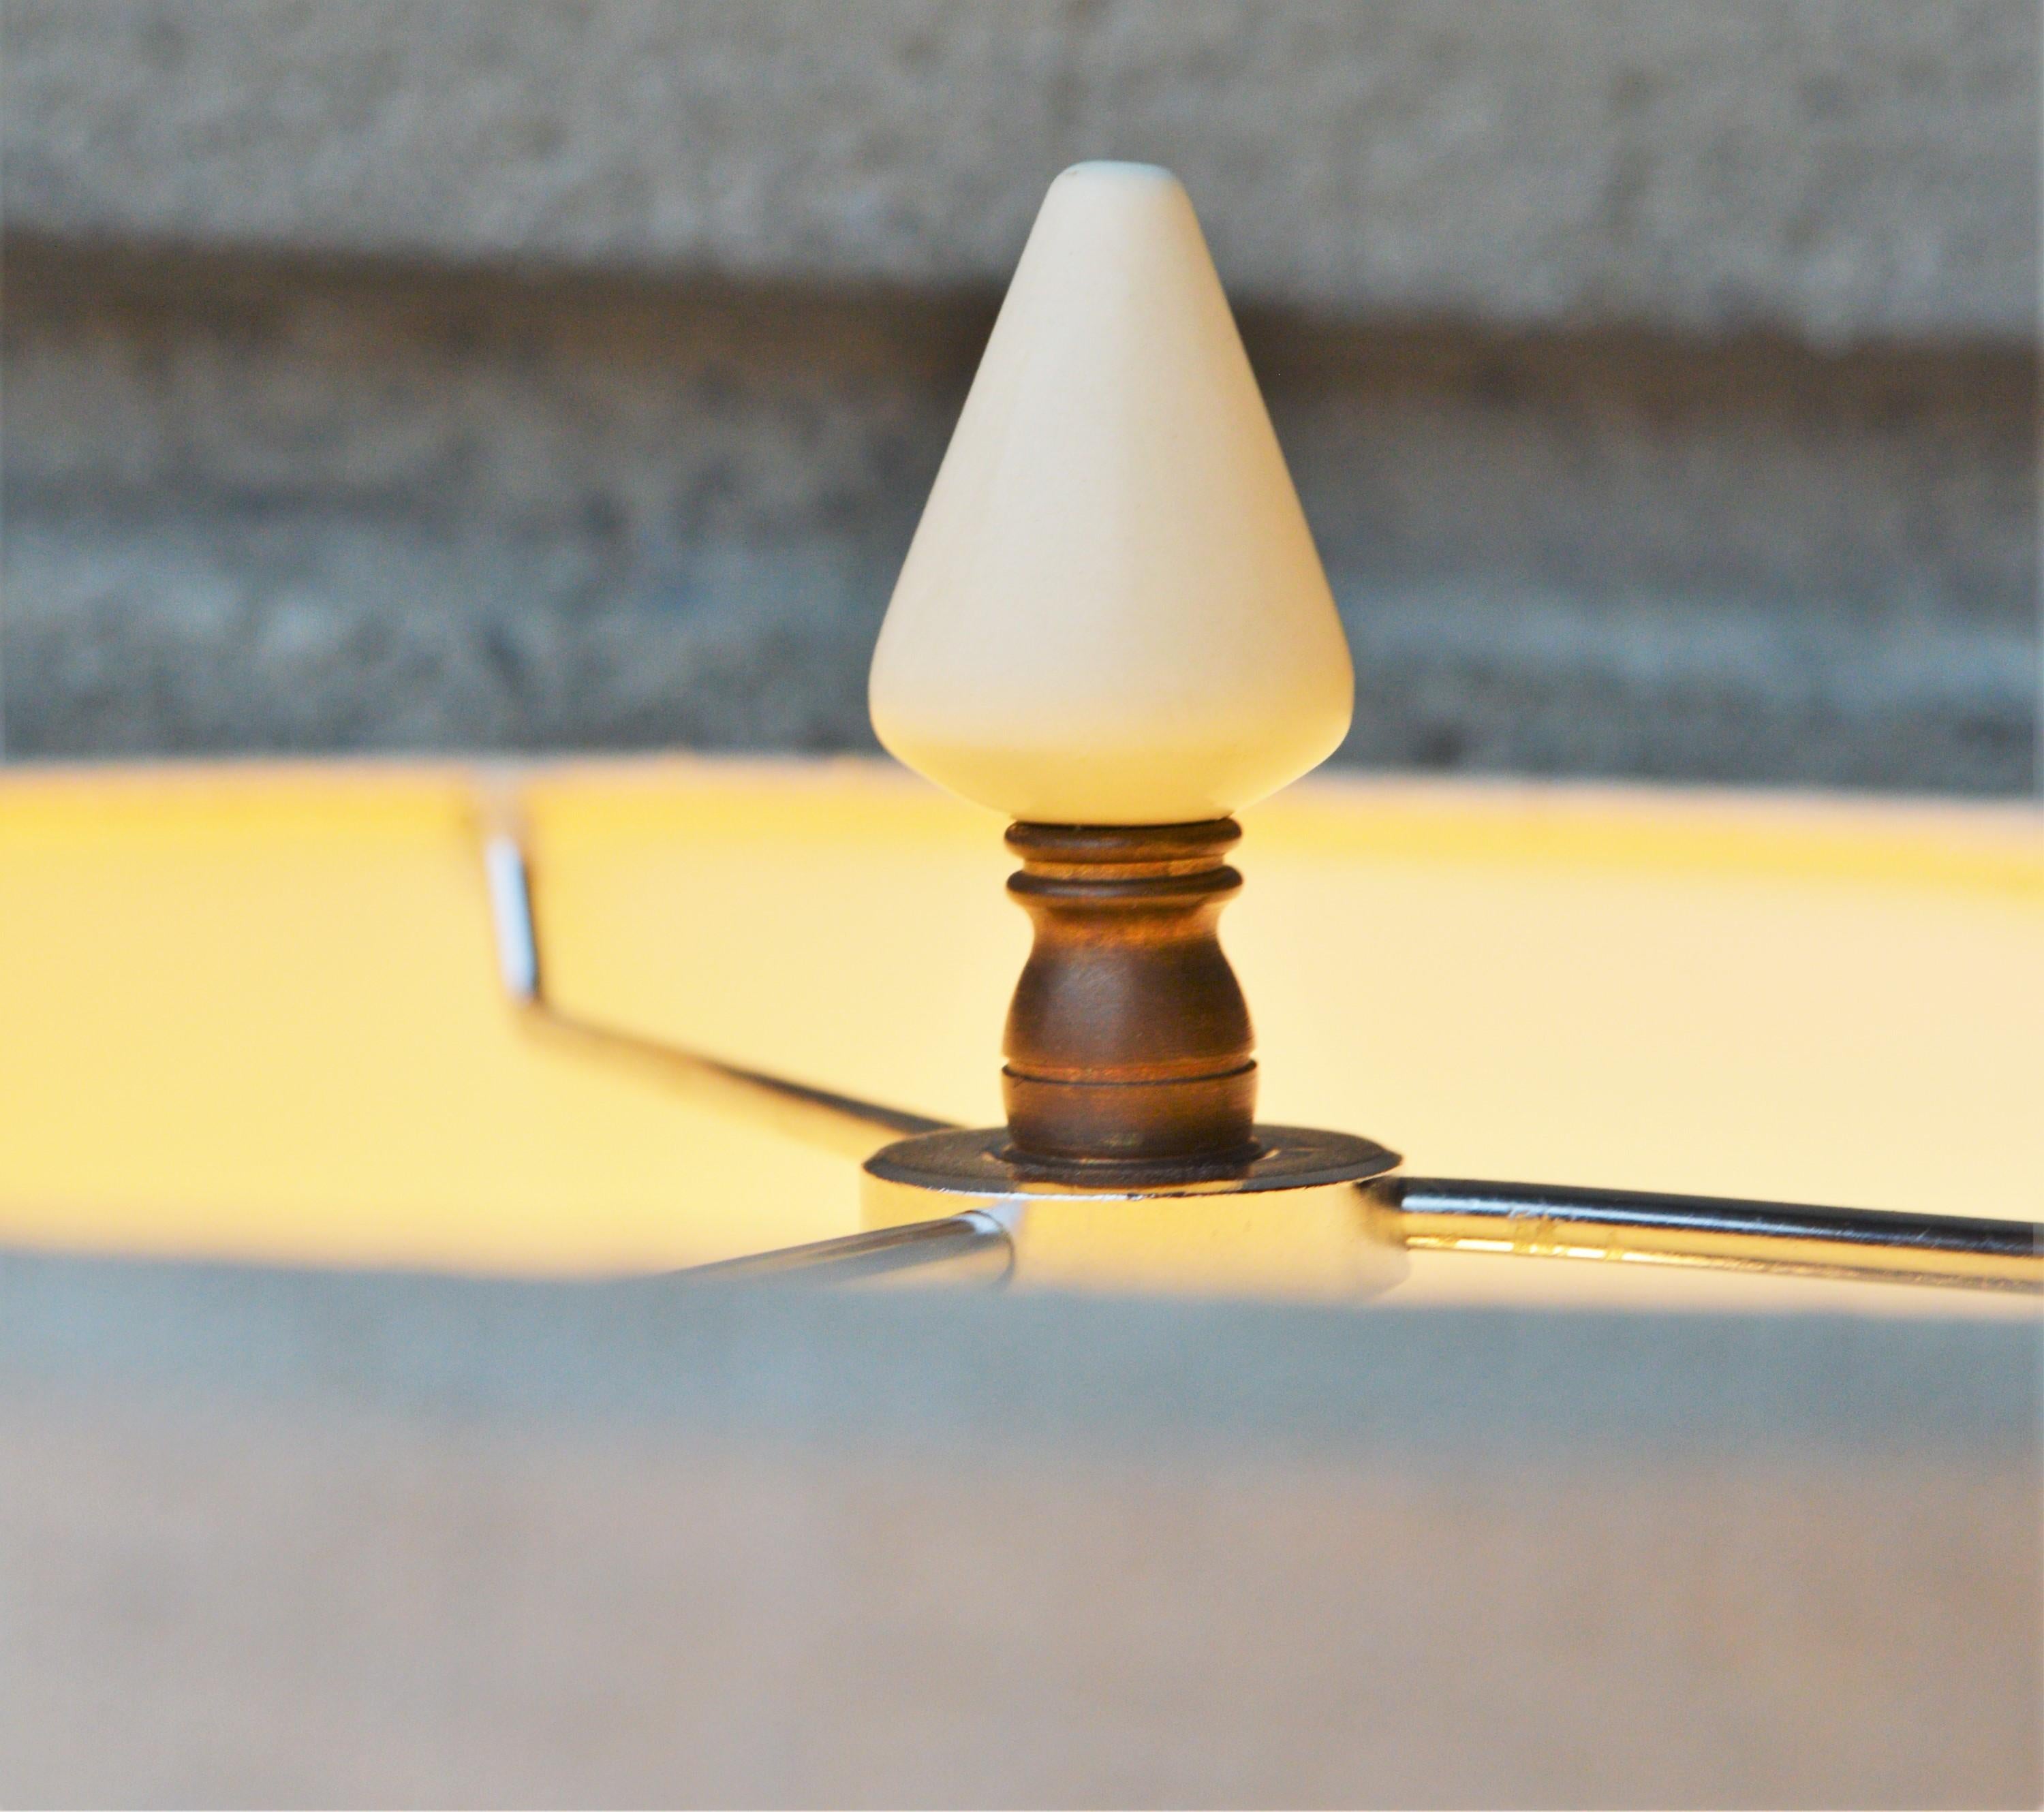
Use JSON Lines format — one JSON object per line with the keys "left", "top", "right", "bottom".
{"left": 2, "top": 1249, "right": 2038, "bottom": 1807}
{"left": 8, "top": 0, "right": 2034, "bottom": 341}
{"left": 1, "top": 1, "right": 2037, "bottom": 789}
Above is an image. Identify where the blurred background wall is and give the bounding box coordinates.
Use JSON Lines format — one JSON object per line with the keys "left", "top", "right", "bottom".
{"left": 3, "top": 0, "right": 2037, "bottom": 791}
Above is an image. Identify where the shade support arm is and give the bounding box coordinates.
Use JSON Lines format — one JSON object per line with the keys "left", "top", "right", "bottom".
{"left": 657, "top": 1213, "right": 1014, "bottom": 1287}
{"left": 1382, "top": 1177, "right": 2043, "bottom": 1293}
{"left": 479, "top": 792, "right": 957, "bottom": 1163}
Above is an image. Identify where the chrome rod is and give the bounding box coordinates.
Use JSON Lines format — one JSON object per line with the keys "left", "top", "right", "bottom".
{"left": 1386, "top": 1178, "right": 2043, "bottom": 1293}
{"left": 480, "top": 810, "right": 956, "bottom": 1161}
{"left": 664, "top": 1213, "right": 1013, "bottom": 1287}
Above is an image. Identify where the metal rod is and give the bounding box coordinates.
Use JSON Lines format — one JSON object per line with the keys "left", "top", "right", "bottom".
{"left": 662, "top": 1213, "right": 1013, "bottom": 1286}
{"left": 479, "top": 808, "right": 956, "bottom": 1163}
{"left": 1386, "top": 1178, "right": 2043, "bottom": 1293}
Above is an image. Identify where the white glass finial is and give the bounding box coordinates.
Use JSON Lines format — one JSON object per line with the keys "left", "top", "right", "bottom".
{"left": 869, "top": 161, "right": 1353, "bottom": 825}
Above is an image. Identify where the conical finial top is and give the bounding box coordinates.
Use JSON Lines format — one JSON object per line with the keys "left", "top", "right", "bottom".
{"left": 869, "top": 161, "right": 1352, "bottom": 826}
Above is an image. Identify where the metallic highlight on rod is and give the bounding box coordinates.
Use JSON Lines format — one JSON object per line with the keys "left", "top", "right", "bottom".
{"left": 482, "top": 831, "right": 543, "bottom": 1003}
{"left": 1385, "top": 1178, "right": 2044, "bottom": 1294}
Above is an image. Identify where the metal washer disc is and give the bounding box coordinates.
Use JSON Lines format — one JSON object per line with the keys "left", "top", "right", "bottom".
{"left": 864, "top": 1123, "right": 1401, "bottom": 1200}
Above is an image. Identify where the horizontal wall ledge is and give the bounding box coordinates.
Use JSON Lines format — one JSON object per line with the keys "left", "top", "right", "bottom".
{"left": 4, "top": 0, "right": 2036, "bottom": 347}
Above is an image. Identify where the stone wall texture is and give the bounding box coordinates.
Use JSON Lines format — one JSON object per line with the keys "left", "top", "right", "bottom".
{"left": 2, "top": 0, "right": 2038, "bottom": 788}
